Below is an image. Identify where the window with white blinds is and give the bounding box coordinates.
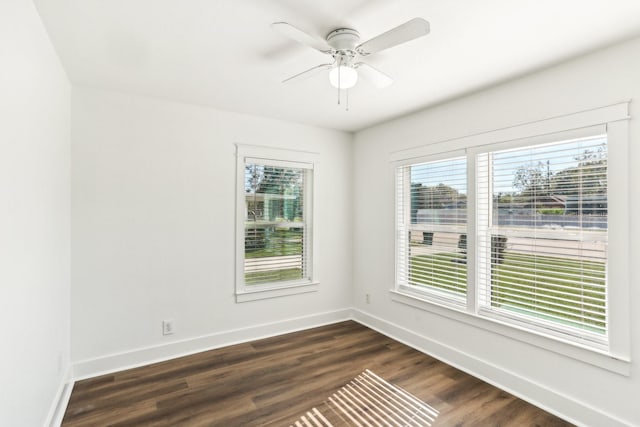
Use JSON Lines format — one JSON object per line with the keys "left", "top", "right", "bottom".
{"left": 393, "top": 103, "right": 630, "bottom": 365}
{"left": 477, "top": 135, "right": 608, "bottom": 343}
{"left": 395, "top": 134, "right": 611, "bottom": 346}
{"left": 235, "top": 145, "right": 317, "bottom": 302}
{"left": 244, "top": 162, "right": 309, "bottom": 286}
{"left": 396, "top": 157, "right": 467, "bottom": 305}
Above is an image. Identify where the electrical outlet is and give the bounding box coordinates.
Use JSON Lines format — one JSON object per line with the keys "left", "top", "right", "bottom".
{"left": 162, "top": 319, "right": 175, "bottom": 335}
{"left": 365, "top": 293, "right": 371, "bottom": 304}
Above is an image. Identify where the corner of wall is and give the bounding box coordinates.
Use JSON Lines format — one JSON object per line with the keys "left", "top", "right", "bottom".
{"left": 44, "top": 366, "right": 74, "bottom": 427}
{"left": 72, "top": 308, "right": 354, "bottom": 380}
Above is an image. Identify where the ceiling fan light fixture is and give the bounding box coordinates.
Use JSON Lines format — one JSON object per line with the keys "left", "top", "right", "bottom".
{"left": 329, "top": 65, "right": 358, "bottom": 89}
{"left": 274, "top": 18, "right": 430, "bottom": 97}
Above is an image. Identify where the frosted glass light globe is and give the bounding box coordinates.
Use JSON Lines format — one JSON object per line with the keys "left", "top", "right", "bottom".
{"left": 329, "top": 65, "right": 358, "bottom": 89}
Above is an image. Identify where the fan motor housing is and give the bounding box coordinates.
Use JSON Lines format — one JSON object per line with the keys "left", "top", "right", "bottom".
{"left": 326, "top": 28, "right": 360, "bottom": 51}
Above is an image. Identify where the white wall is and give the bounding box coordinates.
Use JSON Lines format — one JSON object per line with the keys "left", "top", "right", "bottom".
{"left": 353, "top": 37, "right": 640, "bottom": 426}
{"left": 13, "top": 2, "right": 635, "bottom": 423}
{"left": 71, "top": 87, "right": 353, "bottom": 371}
{"left": 0, "top": 1, "right": 71, "bottom": 426}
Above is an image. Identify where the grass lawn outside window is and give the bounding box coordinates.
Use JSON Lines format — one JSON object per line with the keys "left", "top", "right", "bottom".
{"left": 409, "top": 249, "right": 606, "bottom": 333}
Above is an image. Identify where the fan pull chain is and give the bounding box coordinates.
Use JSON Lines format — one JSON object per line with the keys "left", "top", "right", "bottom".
{"left": 337, "top": 56, "right": 342, "bottom": 105}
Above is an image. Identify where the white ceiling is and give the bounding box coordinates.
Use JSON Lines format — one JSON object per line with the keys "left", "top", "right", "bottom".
{"left": 34, "top": 0, "right": 640, "bottom": 132}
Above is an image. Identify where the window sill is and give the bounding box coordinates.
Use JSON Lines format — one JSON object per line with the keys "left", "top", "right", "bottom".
{"left": 236, "top": 282, "right": 319, "bottom": 303}
{"left": 390, "top": 289, "right": 630, "bottom": 376}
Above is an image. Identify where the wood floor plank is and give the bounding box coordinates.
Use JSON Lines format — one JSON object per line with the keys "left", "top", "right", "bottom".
{"left": 62, "top": 321, "right": 573, "bottom": 426}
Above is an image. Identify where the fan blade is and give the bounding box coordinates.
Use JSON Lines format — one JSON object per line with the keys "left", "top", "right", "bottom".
{"left": 282, "top": 63, "right": 333, "bottom": 84}
{"left": 355, "top": 63, "right": 393, "bottom": 88}
{"left": 356, "top": 18, "right": 430, "bottom": 55}
{"left": 271, "top": 22, "right": 332, "bottom": 53}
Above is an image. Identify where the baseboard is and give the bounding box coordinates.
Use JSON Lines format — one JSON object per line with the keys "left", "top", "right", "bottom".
{"left": 351, "top": 308, "right": 631, "bottom": 427}
{"left": 73, "top": 308, "right": 353, "bottom": 380}
{"left": 45, "top": 366, "right": 74, "bottom": 427}
{"left": 67, "top": 307, "right": 630, "bottom": 426}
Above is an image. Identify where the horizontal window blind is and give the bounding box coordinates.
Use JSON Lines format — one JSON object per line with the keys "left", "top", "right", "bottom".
{"left": 396, "top": 157, "right": 467, "bottom": 302}
{"left": 477, "top": 135, "right": 608, "bottom": 342}
{"left": 244, "top": 163, "right": 308, "bottom": 285}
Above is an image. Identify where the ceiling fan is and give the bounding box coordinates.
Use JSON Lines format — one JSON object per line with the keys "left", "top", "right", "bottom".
{"left": 272, "top": 18, "right": 430, "bottom": 91}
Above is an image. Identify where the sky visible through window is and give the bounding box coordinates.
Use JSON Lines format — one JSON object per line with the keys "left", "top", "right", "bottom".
{"left": 411, "top": 157, "right": 467, "bottom": 193}
{"left": 410, "top": 135, "right": 606, "bottom": 195}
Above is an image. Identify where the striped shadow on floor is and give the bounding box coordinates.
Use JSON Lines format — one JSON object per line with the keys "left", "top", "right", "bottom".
{"left": 290, "top": 369, "right": 439, "bottom": 427}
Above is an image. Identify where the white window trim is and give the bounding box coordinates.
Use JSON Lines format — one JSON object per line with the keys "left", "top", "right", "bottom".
{"left": 391, "top": 101, "right": 631, "bottom": 374}
{"left": 395, "top": 155, "right": 468, "bottom": 308}
{"left": 390, "top": 290, "right": 629, "bottom": 375}
{"left": 472, "top": 132, "right": 610, "bottom": 349}
{"left": 235, "top": 144, "right": 320, "bottom": 303}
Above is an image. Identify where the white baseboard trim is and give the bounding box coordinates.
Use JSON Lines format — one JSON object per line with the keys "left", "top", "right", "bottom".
{"left": 73, "top": 308, "right": 352, "bottom": 380}
{"left": 45, "top": 366, "right": 74, "bottom": 427}
{"left": 65, "top": 307, "right": 631, "bottom": 427}
{"left": 351, "top": 309, "right": 632, "bottom": 427}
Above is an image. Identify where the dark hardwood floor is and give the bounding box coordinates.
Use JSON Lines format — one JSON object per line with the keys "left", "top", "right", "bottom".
{"left": 62, "top": 321, "right": 572, "bottom": 426}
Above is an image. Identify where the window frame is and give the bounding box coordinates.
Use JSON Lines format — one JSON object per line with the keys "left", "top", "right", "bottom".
{"left": 235, "top": 144, "right": 320, "bottom": 303}
{"left": 395, "top": 153, "right": 469, "bottom": 309}
{"left": 473, "top": 132, "right": 609, "bottom": 348}
{"left": 391, "top": 102, "right": 630, "bottom": 374}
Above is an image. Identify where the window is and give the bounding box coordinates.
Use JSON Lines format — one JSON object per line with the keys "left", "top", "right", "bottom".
{"left": 476, "top": 136, "right": 608, "bottom": 345}
{"left": 235, "top": 145, "right": 318, "bottom": 302}
{"left": 396, "top": 156, "right": 468, "bottom": 307}
{"left": 392, "top": 102, "right": 630, "bottom": 368}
